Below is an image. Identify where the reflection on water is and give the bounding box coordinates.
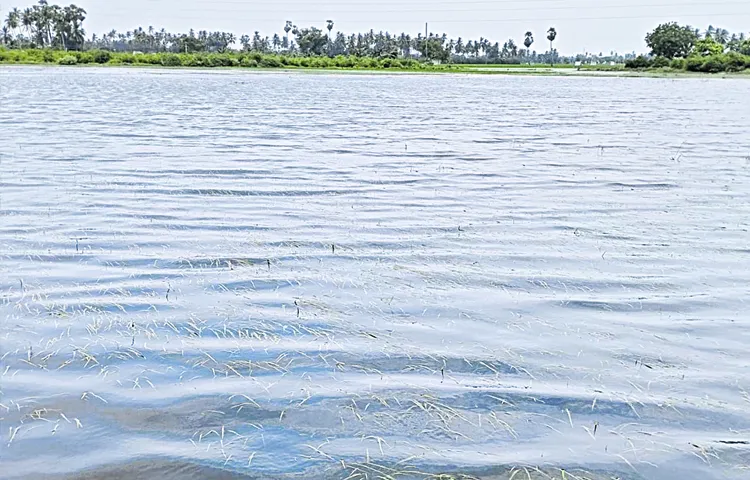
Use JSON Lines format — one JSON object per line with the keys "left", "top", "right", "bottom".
{"left": 1, "top": 67, "right": 750, "bottom": 480}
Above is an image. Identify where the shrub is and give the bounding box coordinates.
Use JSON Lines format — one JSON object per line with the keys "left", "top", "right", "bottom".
{"left": 651, "top": 56, "right": 670, "bottom": 68}
{"left": 181, "top": 54, "right": 201, "bottom": 67}
{"left": 160, "top": 53, "right": 182, "bottom": 66}
{"left": 75, "top": 52, "right": 93, "bottom": 64}
{"left": 685, "top": 56, "right": 703, "bottom": 71}
{"left": 400, "top": 58, "right": 418, "bottom": 69}
{"left": 138, "top": 53, "right": 162, "bottom": 65}
{"left": 43, "top": 50, "right": 56, "bottom": 63}
{"left": 91, "top": 50, "right": 111, "bottom": 64}
{"left": 259, "top": 56, "right": 283, "bottom": 68}
{"left": 311, "top": 57, "right": 330, "bottom": 68}
{"left": 205, "top": 54, "right": 227, "bottom": 67}
{"left": 724, "top": 52, "right": 746, "bottom": 72}
{"left": 700, "top": 55, "right": 727, "bottom": 73}
{"left": 362, "top": 57, "right": 379, "bottom": 69}
{"left": 624, "top": 55, "right": 652, "bottom": 69}
{"left": 58, "top": 54, "right": 77, "bottom": 65}
{"left": 669, "top": 58, "right": 687, "bottom": 70}
{"left": 332, "top": 55, "right": 351, "bottom": 68}
{"left": 118, "top": 53, "right": 136, "bottom": 64}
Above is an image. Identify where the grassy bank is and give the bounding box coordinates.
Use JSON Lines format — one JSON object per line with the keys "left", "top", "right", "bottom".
{"left": 0, "top": 48, "right": 594, "bottom": 74}
{"left": 0, "top": 48, "right": 462, "bottom": 71}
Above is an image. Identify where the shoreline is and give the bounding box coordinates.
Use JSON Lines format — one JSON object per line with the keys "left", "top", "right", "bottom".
{"left": 2, "top": 62, "right": 749, "bottom": 78}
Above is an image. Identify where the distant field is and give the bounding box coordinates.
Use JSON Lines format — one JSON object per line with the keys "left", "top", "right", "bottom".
{"left": 455, "top": 63, "right": 578, "bottom": 69}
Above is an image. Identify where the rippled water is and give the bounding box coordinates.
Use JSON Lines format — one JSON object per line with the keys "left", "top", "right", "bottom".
{"left": 1, "top": 67, "right": 750, "bottom": 480}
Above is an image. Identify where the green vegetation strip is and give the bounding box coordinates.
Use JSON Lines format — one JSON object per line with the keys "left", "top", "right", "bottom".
{"left": 624, "top": 23, "right": 750, "bottom": 73}
{"left": 0, "top": 48, "right": 459, "bottom": 71}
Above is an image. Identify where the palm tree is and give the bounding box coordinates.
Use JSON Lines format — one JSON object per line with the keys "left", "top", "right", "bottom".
{"left": 5, "top": 8, "right": 20, "bottom": 39}
{"left": 524, "top": 31, "right": 534, "bottom": 49}
{"left": 326, "top": 20, "right": 334, "bottom": 39}
{"left": 455, "top": 37, "right": 463, "bottom": 56}
{"left": 21, "top": 8, "right": 33, "bottom": 39}
{"left": 284, "top": 20, "right": 292, "bottom": 44}
{"left": 547, "top": 27, "right": 557, "bottom": 66}
{"left": 715, "top": 28, "right": 729, "bottom": 45}
{"left": 524, "top": 31, "right": 534, "bottom": 64}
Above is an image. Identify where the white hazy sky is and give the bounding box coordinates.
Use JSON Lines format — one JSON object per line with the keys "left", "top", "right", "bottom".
{"left": 4, "top": 0, "right": 750, "bottom": 54}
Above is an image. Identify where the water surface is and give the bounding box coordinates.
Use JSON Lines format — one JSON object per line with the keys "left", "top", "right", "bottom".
{"left": 1, "top": 67, "right": 750, "bottom": 480}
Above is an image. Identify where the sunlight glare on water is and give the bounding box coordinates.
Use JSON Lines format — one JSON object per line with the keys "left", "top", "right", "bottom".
{"left": 1, "top": 67, "right": 750, "bottom": 480}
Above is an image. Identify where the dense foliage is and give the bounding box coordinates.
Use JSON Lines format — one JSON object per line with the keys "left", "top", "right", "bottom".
{"left": 2, "top": 0, "right": 86, "bottom": 50}
{"left": 2, "top": 0, "right": 639, "bottom": 67}
{"left": 0, "top": 47, "right": 462, "bottom": 70}
{"left": 627, "top": 23, "right": 750, "bottom": 73}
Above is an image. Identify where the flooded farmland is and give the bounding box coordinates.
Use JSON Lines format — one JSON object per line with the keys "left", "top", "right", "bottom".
{"left": 1, "top": 67, "right": 750, "bottom": 480}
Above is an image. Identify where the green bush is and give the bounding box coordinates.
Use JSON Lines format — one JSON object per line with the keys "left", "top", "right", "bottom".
{"left": 685, "top": 56, "right": 703, "bottom": 71}
{"left": 160, "top": 53, "right": 182, "bottom": 66}
{"left": 76, "top": 52, "right": 94, "bottom": 64}
{"left": 362, "top": 57, "right": 379, "bottom": 69}
{"left": 724, "top": 52, "right": 747, "bottom": 72}
{"left": 91, "top": 50, "right": 111, "bottom": 64}
{"left": 58, "top": 54, "right": 77, "bottom": 65}
{"left": 202, "top": 53, "right": 234, "bottom": 67}
{"left": 140, "top": 53, "right": 163, "bottom": 65}
{"left": 651, "top": 56, "right": 670, "bottom": 68}
{"left": 669, "top": 58, "right": 687, "bottom": 70}
{"left": 311, "top": 57, "right": 330, "bottom": 68}
{"left": 118, "top": 53, "right": 136, "bottom": 64}
{"left": 259, "top": 56, "right": 282, "bottom": 68}
{"left": 332, "top": 55, "right": 350, "bottom": 68}
{"left": 624, "top": 55, "right": 652, "bottom": 69}
{"left": 700, "top": 55, "right": 727, "bottom": 73}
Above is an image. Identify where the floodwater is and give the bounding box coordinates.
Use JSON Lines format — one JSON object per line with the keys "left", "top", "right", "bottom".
{"left": 1, "top": 67, "right": 750, "bottom": 480}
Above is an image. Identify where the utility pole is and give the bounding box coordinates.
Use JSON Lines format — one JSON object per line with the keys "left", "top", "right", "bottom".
{"left": 425, "top": 23, "right": 428, "bottom": 38}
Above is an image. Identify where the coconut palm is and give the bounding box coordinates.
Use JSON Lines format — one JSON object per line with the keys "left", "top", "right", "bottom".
{"left": 714, "top": 28, "right": 729, "bottom": 45}
{"left": 5, "top": 8, "right": 21, "bottom": 39}
{"left": 21, "top": 8, "right": 33, "bottom": 39}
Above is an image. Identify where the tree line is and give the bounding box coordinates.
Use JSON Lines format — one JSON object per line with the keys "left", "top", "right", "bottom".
{"left": 1, "top": 1, "right": 640, "bottom": 66}
{"left": 628, "top": 23, "right": 750, "bottom": 72}
{"left": 2, "top": 0, "right": 85, "bottom": 50}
